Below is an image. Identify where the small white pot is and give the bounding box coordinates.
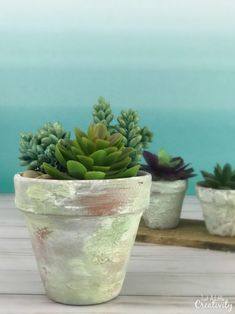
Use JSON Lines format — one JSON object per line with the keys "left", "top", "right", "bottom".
{"left": 143, "top": 180, "right": 187, "bottom": 229}
{"left": 197, "top": 185, "right": 235, "bottom": 237}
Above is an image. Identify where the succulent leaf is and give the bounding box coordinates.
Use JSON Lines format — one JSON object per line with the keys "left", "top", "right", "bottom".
{"left": 90, "top": 150, "right": 107, "bottom": 165}
{"left": 104, "top": 151, "right": 122, "bottom": 165}
{"left": 67, "top": 160, "right": 87, "bottom": 179}
{"left": 95, "top": 139, "right": 110, "bottom": 150}
{"left": 104, "top": 147, "right": 118, "bottom": 154}
{"left": 55, "top": 145, "right": 67, "bottom": 167}
{"left": 121, "top": 165, "right": 140, "bottom": 178}
{"left": 57, "top": 142, "right": 76, "bottom": 161}
{"left": 158, "top": 149, "right": 172, "bottom": 165}
{"left": 93, "top": 165, "right": 110, "bottom": 172}
{"left": 110, "top": 157, "right": 131, "bottom": 170}
{"left": 84, "top": 171, "right": 106, "bottom": 180}
{"left": 76, "top": 155, "right": 94, "bottom": 170}
{"left": 71, "top": 146, "right": 84, "bottom": 156}
{"left": 109, "top": 133, "right": 122, "bottom": 146}
{"left": 43, "top": 163, "right": 73, "bottom": 180}
{"left": 143, "top": 151, "right": 159, "bottom": 171}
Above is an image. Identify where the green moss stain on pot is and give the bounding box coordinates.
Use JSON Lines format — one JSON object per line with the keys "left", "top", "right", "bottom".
{"left": 64, "top": 215, "right": 141, "bottom": 304}
{"left": 26, "top": 183, "right": 74, "bottom": 213}
{"left": 24, "top": 213, "right": 141, "bottom": 304}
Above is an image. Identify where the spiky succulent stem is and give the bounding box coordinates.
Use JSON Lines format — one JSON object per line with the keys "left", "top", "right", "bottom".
{"left": 19, "top": 122, "right": 70, "bottom": 172}
{"left": 92, "top": 97, "right": 115, "bottom": 132}
{"left": 92, "top": 97, "right": 153, "bottom": 164}
{"left": 116, "top": 109, "right": 153, "bottom": 165}
{"left": 140, "top": 127, "right": 153, "bottom": 149}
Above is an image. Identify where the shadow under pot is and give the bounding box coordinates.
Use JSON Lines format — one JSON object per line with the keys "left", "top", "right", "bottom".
{"left": 14, "top": 172, "right": 151, "bottom": 305}
{"left": 196, "top": 185, "right": 235, "bottom": 237}
{"left": 143, "top": 180, "right": 187, "bottom": 229}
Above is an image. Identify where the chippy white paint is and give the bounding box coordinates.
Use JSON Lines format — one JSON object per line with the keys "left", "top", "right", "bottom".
{"left": 14, "top": 173, "right": 151, "bottom": 305}
{"left": 197, "top": 185, "right": 235, "bottom": 237}
{"left": 143, "top": 180, "right": 187, "bottom": 229}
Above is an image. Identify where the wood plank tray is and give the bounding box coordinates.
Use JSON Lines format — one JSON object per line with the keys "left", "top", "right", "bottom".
{"left": 136, "top": 218, "right": 235, "bottom": 252}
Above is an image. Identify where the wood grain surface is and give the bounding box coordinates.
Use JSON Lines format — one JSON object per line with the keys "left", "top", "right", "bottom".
{"left": 137, "top": 218, "right": 235, "bottom": 252}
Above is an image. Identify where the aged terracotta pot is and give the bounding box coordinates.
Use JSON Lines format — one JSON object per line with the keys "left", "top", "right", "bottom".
{"left": 14, "top": 172, "right": 151, "bottom": 305}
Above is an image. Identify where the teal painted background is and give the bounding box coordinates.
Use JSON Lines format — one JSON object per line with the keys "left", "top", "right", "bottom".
{"left": 1, "top": 1, "right": 235, "bottom": 194}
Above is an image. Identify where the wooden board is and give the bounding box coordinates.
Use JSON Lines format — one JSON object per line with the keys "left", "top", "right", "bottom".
{"left": 136, "top": 218, "right": 235, "bottom": 252}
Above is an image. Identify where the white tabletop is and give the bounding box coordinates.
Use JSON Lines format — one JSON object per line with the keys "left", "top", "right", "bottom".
{"left": 0, "top": 194, "right": 234, "bottom": 314}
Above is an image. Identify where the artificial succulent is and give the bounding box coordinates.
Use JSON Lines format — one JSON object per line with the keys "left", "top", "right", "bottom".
{"left": 142, "top": 149, "right": 195, "bottom": 181}
{"left": 43, "top": 123, "right": 140, "bottom": 180}
{"left": 92, "top": 97, "right": 114, "bottom": 132}
{"left": 19, "top": 122, "right": 70, "bottom": 171}
{"left": 199, "top": 163, "right": 235, "bottom": 189}
{"left": 92, "top": 97, "right": 153, "bottom": 164}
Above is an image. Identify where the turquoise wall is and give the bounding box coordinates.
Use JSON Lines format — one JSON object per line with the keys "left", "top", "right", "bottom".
{"left": 1, "top": 1, "right": 235, "bottom": 194}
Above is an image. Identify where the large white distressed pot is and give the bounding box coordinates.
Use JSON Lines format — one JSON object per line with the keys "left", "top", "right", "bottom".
{"left": 197, "top": 185, "right": 235, "bottom": 236}
{"left": 143, "top": 180, "right": 187, "bottom": 229}
{"left": 14, "top": 172, "right": 151, "bottom": 305}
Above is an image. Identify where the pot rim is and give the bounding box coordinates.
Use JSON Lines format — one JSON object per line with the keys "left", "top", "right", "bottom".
{"left": 151, "top": 179, "right": 187, "bottom": 188}
{"left": 152, "top": 178, "right": 187, "bottom": 183}
{"left": 150, "top": 178, "right": 187, "bottom": 194}
{"left": 196, "top": 182, "right": 235, "bottom": 193}
{"left": 14, "top": 170, "right": 151, "bottom": 185}
{"left": 14, "top": 170, "right": 151, "bottom": 217}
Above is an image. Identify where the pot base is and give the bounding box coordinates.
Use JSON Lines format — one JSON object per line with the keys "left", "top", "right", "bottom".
{"left": 47, "top": 289, "right": 121, "bottom": 306}
{"left": 144, "top": 218, "right": 179, "bottom": 230}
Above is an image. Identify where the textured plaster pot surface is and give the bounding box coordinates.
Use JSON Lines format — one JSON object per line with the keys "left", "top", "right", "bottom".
{"left": 143, "top": 180, "right": 187, "bottom": 229}
{"left": 14, "top": 172, "right": 151, "bottom": 305}
{"left": 197, "top": 185, "right": 235, "bottom": 237}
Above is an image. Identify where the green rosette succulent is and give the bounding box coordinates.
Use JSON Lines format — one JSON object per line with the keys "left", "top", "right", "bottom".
{"left": 43, "top": 123, "right": 140, "bottom": 180}
{"left": 92, "top": 97, "right": 153, "bottom": 164}
{"left": 19, "top": 122, "right": 70, "bottom": 171}
{"left": 199, "top": 163, "right": 235, "bottom": 189}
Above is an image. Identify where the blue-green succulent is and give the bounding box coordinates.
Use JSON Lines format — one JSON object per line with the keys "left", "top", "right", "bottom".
{"left": 19, "top": 122, "right": 70, "bottom": 171}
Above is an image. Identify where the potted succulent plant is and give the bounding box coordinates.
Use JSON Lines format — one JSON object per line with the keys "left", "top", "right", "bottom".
{"left": 197, "top": 163, "right": 235, "bottom": 237}
{"left": 14, "top": 122, "right": 151, "bottom": 305}
{"left": 142, "top": 149, "right": 195, "bottom": 229}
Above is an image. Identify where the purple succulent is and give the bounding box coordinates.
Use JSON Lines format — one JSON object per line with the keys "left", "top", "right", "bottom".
{"left": 142, "top": 150, "right": 196, "bottom": 181}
